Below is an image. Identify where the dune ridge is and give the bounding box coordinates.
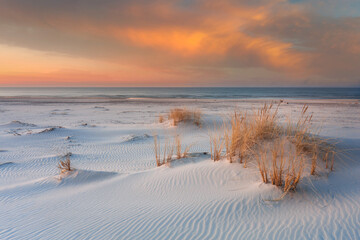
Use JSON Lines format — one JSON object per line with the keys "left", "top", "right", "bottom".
{"left": 0, "top": 99, "right": 359, "bottom": 239}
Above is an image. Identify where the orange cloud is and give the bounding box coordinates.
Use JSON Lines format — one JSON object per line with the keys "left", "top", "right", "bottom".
{"left": 0, "top": 0, "right": 359, "bottom": 86}
{"left": 120, "top": 28, "right": 207, "bottom": 56}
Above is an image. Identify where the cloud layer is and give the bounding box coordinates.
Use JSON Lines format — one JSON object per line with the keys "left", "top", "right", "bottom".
{"left": 0, "top": 0, "right": 359, "bottom": 86}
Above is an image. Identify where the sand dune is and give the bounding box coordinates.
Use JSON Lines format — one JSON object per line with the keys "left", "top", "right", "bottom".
{"left": 0, "top": 99, "right": 359, "bottom": 239}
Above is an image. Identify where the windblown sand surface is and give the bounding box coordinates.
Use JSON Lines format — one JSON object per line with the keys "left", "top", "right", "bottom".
{"left": 0, "top": 98, "right": 359, "bottom": 239}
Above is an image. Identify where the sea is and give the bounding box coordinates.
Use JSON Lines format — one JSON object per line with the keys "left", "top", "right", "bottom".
{"left": 0, "top": 87, "right": 359, "bottom": 99}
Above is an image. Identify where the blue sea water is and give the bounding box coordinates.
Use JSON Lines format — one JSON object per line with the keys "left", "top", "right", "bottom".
{"left": 0, "top": 87, "right": 359, "bottom": 99}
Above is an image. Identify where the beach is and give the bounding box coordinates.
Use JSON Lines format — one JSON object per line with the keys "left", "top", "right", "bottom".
{"left": 0, "top": 97, "right": 360, "bottom": 239}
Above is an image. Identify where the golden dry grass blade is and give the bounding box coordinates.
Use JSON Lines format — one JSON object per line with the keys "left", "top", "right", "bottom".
{"left": 175, "top": 134, "right": 182, "bottom": 159}
{"left": 153, "top": 133, "right": 161, "bottom": 166}
{"left": 209, "top": 125, "right": 224, "bottom": 161}
{"left": 159, "top": 115, "right": 164, "bottom": 123}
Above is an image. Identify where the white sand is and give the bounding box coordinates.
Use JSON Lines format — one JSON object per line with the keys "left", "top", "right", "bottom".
{"left": 0, "top": 98, "right": 359, "bottom": 239}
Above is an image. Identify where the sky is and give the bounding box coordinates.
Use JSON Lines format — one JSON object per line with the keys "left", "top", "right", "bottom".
{"left": 0, "top": 0, "right": 359, "bottom": 87}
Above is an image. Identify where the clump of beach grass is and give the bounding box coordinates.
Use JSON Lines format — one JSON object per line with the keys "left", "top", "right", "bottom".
{"left": 223, "top": 111, "right": 249, "bottom": 164}
{"left": 164, "top": 108, "right": 202, "bottom": 127}
{"left": 286, "top": 105, "right": 338, "bottom": 175}
{"left": 154, "top": 133, "right": 193, "bottom": 167}
{"left": 265, "top": 139, "right": 305, "bottom": 191}
{"left": 212, "top": 103, "right": 338, "bottom": 194}
{"left": 222, "top": 104, "right": 280, "bottom": 167}
{"left": 252, "top": 103, "right": 281, "bottom": 140}
{"left": 154, "top": 134, "right": 174, "bottom": 166}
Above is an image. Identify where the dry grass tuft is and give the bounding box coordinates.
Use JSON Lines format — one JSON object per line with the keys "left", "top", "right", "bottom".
{"left": 154, "top": 133, "right": 193, "bottom": 167}
{"left": 154, "top": 134, "right": 174, "bottom": 166}
{"left": 157, "top": 103, "right": 338, "bottom": 196}
{"left": 283, "top": 153, "right": 305, "bottom": 192}
{"left": 163, "top": 137, "right": 174, "bottom": 165}
{"left": 167, "top": 108, "right": 202, "bottom": 127}
{"left": 213, "top": 103, "right": 338, "bottom": 194}
{"left": 223, "top": 104, "right": 280, "bottom": 167}
{"left": 175, "top": 134, "right": 192, "bottom": 159}
{"left": 209, "top": 127, "right": 224, "bottom": 161}
{"left": 286, "top": 105, "right": 338, "bottom": 175}
{"left": 291, "top": 105, "right": 314, "bottom": 153}
{"left": 223, "top": 111, "right": 252, "bottom": 165}
{"left": 257, "top": 140, "right": 306, "bottom": 192}
{"left": 252, "top": 103, "right": 281, "bottom": 140}
{"left": 182, "top": 144, "right": 192, "bottom": 159}
{"left": 58, "top": 154, "right": 73, "bottom": 173}
{"left": 212, "top": 103, "right": 285, "bottom": 167}
{"left": 159, "top": 114, "right": 165, "bottom": 123}
{"left": 193, "top": 109, "right": 202, "bottom": 127}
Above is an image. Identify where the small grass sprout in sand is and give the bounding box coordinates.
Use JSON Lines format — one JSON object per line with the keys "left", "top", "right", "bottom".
{"left": 58, "top": 153, "right": 73, "bottom": 173}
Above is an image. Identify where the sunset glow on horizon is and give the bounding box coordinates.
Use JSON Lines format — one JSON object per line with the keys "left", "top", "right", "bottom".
{"left": 0, "top": 0, "right": 359, "bottom": 87}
